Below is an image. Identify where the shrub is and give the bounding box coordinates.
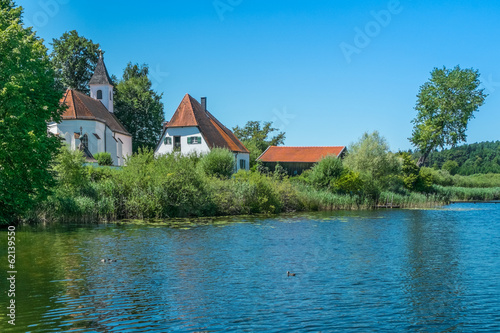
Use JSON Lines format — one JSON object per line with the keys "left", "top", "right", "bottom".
{"left": 53, "top": 146, "right": 88, "bottom": 190}
{"left": 309, "top": 156, "right": 344, "bottom": 189}
{"left": 94, "top": 152, "right": 113, "bottom": 166}
{"left": 199, "top": 148, "right": 235, "bottom": 179}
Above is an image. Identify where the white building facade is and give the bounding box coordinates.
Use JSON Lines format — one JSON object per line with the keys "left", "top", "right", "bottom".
{"left": 48, "top": 54, "right": 132, "bottom": 166}
{"left": 155, "top": 95, "right": 250, "bottom": 171}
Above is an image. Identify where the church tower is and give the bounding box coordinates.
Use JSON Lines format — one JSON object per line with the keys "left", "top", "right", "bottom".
{"left": 89, "top": 51, "right": 114, "bottom": 113}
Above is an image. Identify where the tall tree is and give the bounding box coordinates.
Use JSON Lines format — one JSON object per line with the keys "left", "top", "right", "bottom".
{"left": 50, "top": 30, "right": 101, "bottom": 94}
{"left": 410, "top": 66, "right": 487, "bottom": 166}
{"left": 233, "top": 121, "right": 285, "bottom": 167}
{"left": 0, "top": 0, "right": 63, "bottom": 224}
{"left": 114, "top": 63, "right": 165, "bottom": 152}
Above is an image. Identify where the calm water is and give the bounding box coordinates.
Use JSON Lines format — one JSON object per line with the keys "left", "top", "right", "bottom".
{"left": 1, "top": 204, "right": 500, "bottom": 332}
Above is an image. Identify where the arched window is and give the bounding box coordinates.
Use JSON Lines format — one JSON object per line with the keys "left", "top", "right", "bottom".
{"left": 81, "top": 134, "right": 88, "bottom": 148}
{"left": 96, "top": 90, "right": 102, "bottom": 99}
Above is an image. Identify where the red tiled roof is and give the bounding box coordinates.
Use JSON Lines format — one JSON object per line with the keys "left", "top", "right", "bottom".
{"left": 60, "top": 89, "right": 131, "bottom": 136}
{"left": 257, "top": 146, "right": 346, "bottom": 163}
{"left": 165, "top": 94, "right": 249, "bottom": 153}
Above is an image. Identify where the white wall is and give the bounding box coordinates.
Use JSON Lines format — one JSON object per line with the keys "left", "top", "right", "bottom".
{"left": 236, "top": 152, "right": 250, "bottom": 171}
{"left": 115, "top": 132, "right": 133, "bottom": 166}
{"left": 89, "top": 84, "right": 113, "bottom": 113}
{"left": 155, "top": 127, "right": 211, "bottom": 156}
{"left": 52, "top": 119, "right": 131, "bottom": 166}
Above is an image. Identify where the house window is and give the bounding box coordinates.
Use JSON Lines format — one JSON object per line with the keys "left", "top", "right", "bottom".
{"left": 164, "top": 137, "right": 172, "bottom": 145}
{"left": 187, "top": 136, "right": 201, "bottom": 144}
{"left": 97, "top": 90, "right": 103, "bottom": 99}
{"left": 174, "top": 136, "right": 181, "bottom": 151}
{"left": 240, "top": 159, "right": 246, "bottom": 170}
{"left": 81, "top": 134, "right": 88, "bottom": 148}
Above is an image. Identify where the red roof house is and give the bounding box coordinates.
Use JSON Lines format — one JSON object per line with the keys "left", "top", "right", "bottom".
{"left": 257, "top": 146, "right": 346, "bottom": 175}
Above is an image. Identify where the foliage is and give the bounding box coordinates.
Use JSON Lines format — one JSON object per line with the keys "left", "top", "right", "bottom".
{"left": 233, "top": 121, "right": 285, "bottom": 167}
{"left": 343, "top": 131, "right": 401, "bottom": 187}
{"left": 94, "top": 152, "right": 113, "bottom": 166}
{"left": 334, "top": 170, "right": 364, "bottom": 195}
{"left": 309, "top": 156, "right": 344, "bottom": 189}
{"left": 0, "top": 1, "right": 63, "bottom": 224}
{"left": 50, "top": 30, "right": 101, "bottom": 94}
{"left": 410, "top": 66, "right": 487, "bottom": 165}
{"left": 53, "top": 146, "right": 88, "bottom": 190}
{"left": 422, "top": 141, "right": 500, "bottom": 175}
{"left": 442, "top": 160, "right": 459, "bottom": 175}
{"left": 114, "top": 63, "right": 165, "bottom": 152}
{"left": 198, "top": 148, "right": 235, "bottom": 179}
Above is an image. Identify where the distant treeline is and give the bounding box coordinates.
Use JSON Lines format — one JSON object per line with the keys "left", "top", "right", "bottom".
{"left": 415, "top": 141, "right": 500, "bottom": 175}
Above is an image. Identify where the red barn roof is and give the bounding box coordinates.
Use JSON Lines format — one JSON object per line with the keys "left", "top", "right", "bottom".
{"left": 257, "top": 146, "right": 346, "bottom": 163}
{"left": 60, "top": 89, "right": 131, "bottom": 136}
{"left": 162, "top": 94, "right": 249, "bottom": 153}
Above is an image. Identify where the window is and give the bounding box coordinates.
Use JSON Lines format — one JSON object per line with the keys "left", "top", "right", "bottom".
{"left": 174, "top": 136, "right": 181, "bottom": 151}
{"left": 187, "top": 136, "right": 201, "bottom": 144}
{"left": 164, "top": 137, "right": 172, "bottom": 145}
{"left": 240, "top": 159, "right": 246, "bottom": 170}
{"left": 81, "top": 134, "right": 88, "bottom": 148}
{"left": 97, "top": 90, "right": 103, "bottom": 99}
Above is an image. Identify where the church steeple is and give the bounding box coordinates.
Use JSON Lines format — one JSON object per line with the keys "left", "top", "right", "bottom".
{"left": 89, "top": 51, "right": 114, "bottom": 113}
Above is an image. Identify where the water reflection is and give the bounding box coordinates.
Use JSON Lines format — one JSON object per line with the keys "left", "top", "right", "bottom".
{"left": 402, "top": 210, "right": 465, "bottom": 332}
{"left": 0, "top": 205, "right": 499, "bottom": 332}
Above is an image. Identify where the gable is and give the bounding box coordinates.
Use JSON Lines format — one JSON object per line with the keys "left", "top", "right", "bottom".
{"left": 164, "top": 94, "right": 249, "bottom": 154}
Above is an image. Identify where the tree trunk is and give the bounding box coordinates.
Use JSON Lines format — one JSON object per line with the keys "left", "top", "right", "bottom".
{"left": 416, "top": 154, "right": 428, "bottom": 168}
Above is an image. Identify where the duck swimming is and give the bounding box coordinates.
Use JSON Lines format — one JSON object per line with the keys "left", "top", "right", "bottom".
{"left": 100, "top": 259, "right": 117, "bottom": 263}
{"left": 287, "top": 271, "right": 296, "bottom": 277}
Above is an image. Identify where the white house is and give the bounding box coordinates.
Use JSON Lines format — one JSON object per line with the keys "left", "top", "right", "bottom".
{"left": 48, "top": 54, "right": 132, "bottom": 166}
{"left": 155, "top": 94, "right": 250, "bottom": 171}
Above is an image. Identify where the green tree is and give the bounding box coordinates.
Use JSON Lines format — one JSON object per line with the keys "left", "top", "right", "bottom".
{"left": 0, "top": 1, "right": 63, "bottom": 224}
{"left": 53, "top": 146, "right": 88, "bottom": 190}
{"left": 233, "top": 121, "right": 285, "bottom": 167}
{"left": 410, "top": 66, "right": 487, "bottom": 166}
{"left": 442, "top": 160, "right": 459, "bottom": 175}
{"left": 50, "top": 30, "right": 101, "bottom": 94}
{"left": 344, "top": 131, "right": 401, "bottom": 186}
{"left": 114, "top": 63, "right": 165, "bottom": 152}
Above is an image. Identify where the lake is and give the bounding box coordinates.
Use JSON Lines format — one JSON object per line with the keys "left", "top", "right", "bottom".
{"left": 1, "top": 203, "right": 499, "bottom": 332}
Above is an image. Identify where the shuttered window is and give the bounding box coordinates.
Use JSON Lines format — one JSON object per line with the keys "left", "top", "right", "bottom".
{"left": 187, "top": 136, "right": 201, "bottom": 144}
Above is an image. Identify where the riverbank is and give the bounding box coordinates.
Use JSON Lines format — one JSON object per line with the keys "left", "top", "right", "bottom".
{"left": 21, "top": 149, "right": 500, "bottom": 224}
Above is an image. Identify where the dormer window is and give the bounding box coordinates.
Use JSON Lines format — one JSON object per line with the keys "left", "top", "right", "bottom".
{"left": 97, "top": 90, "right": 102, "bottom": 99}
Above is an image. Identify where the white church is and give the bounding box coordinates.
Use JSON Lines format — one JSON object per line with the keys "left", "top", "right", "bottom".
{"left": 48, "top": 54, "right": 132, "bottom": 166}
{"left": 155, "top": 94, "right": 250, "bottom": 171}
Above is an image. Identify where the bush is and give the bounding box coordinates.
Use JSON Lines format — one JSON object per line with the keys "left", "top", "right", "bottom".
{"left": 199, "top": 148, "right": 235, "bottom": 179}
{"left": 309, "top": 156, "right": 344, "bottom": 189}
{"left": 94, "top": 152, "right": 113, "bottom": 166}
{"left": 53, "top": 146, "right": 88, "bottom": 190}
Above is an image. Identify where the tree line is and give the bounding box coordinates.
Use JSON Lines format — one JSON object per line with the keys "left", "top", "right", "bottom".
{"left": 414, "top": 141, "right": 500, "bottom": 175}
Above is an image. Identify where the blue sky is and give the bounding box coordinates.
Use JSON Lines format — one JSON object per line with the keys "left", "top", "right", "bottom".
{"left": 21, "top": 0, "right": 500, "bottom": 151}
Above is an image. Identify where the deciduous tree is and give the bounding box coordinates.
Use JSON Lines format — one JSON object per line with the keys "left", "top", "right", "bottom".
{"left": 0, "top": 0, "right": 63, "bottom": 223}
{"left": 233, "top": 121, "right": 285, "bottom": 167}
{"left": 50, "top": 30, "right": 101, "bottom": 94}
{"left": 114, "top": 63, "right": 165, "bottom": 152}
{"left": 410, "top": 66, "right": 487, "bottom": 166}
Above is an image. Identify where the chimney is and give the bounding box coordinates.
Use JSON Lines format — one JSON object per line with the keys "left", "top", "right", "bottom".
{"left": 201, "top": 97, "right": 207, "bottom": 111}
